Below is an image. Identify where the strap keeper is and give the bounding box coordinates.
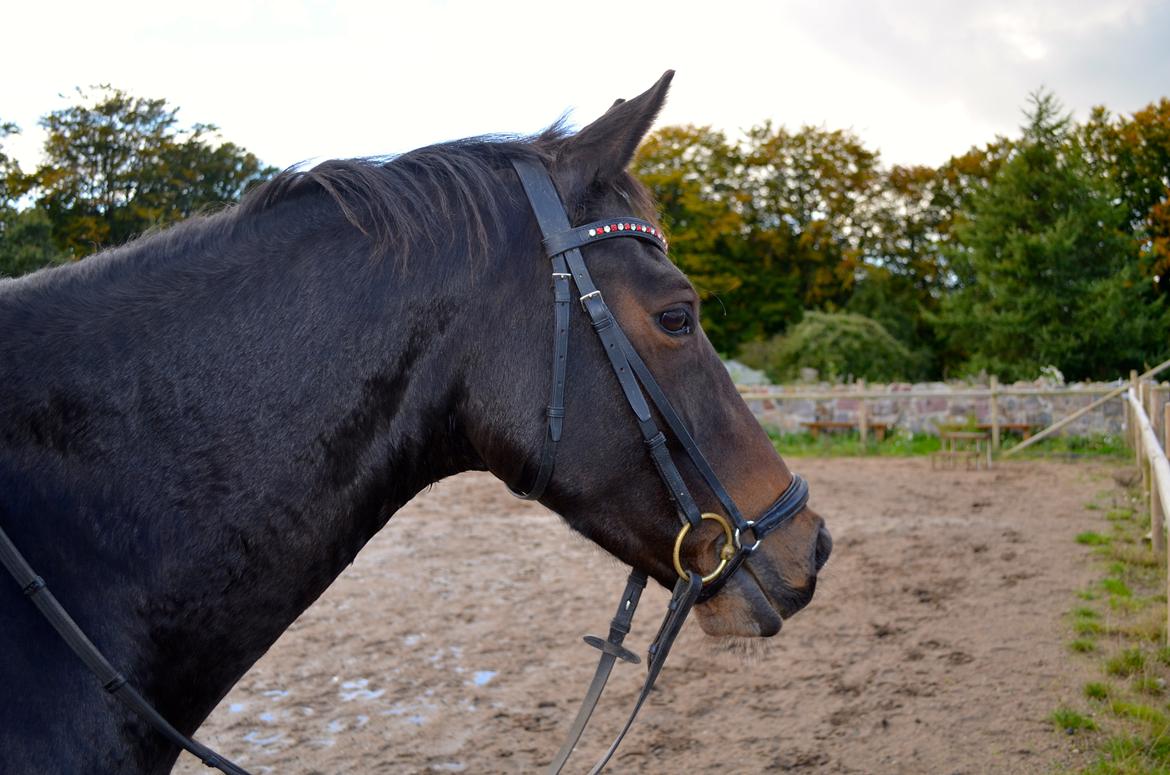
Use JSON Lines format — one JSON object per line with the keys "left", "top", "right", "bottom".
{"left": 546, "top": 406, "right": 565, "bottom": 419}
{"left": 22, "top": 575, "right": 46, "bottom": 597}
{"left": 103, "top": 673, "right": 128, "bottom": 693}
{"left": 644, "top": 432, "right": 667, "bottom": 451}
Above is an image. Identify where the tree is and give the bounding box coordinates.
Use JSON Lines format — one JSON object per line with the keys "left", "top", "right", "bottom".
{"left": 633, "top": 125, "right": 765, "bottom": 352}
{"left": 938, "top": 91, "right": 1167, "bottom": 381}
{"left": 1080, "top": 99, "right": 1170, "bottom": 294}
{"left": 31, "top": 86, "right": 275, "bottom": 257}
{"left": 635, "top": 123, "right": 888, "bottom": 355}
{"left": 0, "top": 120, "right": 67, "bottom": 277}
{"left": 737, "top": 310, "right": 919, "bottom": 383}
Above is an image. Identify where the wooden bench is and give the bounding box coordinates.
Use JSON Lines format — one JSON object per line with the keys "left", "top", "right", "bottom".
{"left": 932, "top": 430, "right": 992, "bottom": 470}
{"left": 802, "top": 420, "right": 890, "bottom": 442}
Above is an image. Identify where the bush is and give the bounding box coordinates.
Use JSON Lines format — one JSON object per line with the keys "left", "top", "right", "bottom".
{"left": 738, "top": 311, "right": 920, "bottom": 383}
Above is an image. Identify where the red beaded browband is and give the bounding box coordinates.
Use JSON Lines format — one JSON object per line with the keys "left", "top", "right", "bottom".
{"left": 541, "top": 217, "right": 668, "bottom": 258}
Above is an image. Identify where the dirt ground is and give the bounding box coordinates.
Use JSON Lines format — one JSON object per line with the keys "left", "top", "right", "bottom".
{"left": 174, "top": 458, "right": 1119, "bottom": 774}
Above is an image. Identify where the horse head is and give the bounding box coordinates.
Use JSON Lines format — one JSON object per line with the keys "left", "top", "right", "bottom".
{"left": 464, "top": 71, "right": 831, "bottom": 638}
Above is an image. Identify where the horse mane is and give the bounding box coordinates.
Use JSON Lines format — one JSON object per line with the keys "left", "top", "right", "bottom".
{"left": 234, "top": 122, "right": 658, "bottom": 263}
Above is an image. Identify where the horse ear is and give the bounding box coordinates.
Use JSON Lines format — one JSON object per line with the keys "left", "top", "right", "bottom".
{"left": 554, "top": 70, "right": 674, "bottom": 196}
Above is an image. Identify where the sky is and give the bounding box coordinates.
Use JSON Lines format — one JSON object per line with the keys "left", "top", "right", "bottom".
{"left": 3, "top": 0, "right": 1168, "bottom": 172}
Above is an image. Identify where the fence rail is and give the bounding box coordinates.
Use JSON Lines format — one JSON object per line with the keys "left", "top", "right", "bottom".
{"left": 1125, "top": 388, "right": 1170, "bottom": 641}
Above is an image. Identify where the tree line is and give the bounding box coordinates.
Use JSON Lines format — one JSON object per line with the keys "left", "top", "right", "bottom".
{"left": 635, "top": 92, "right": 1170, "bottom": 382}
{"left": 0, "top": 86, "right": 273, "bottom": 277}
{"left": 3, "top": 86, "right": 1168, "bottom": 382}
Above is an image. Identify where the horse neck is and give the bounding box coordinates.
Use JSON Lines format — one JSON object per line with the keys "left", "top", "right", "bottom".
{"left": 0, "top": 203, "right": 489, "bottom": 750}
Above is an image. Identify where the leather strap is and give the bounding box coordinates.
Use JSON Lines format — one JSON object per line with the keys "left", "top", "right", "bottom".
{"left": 509, "top": 158, "right": 701, "bottom": 529}
{"left": 584, "top": 572, "right": 703, "bottom": 774}
{"left": 545, "top": 571, "right": 646, "bottom": 774}
{"left": 0, "top": 523, "right": 251, "bottom": 775}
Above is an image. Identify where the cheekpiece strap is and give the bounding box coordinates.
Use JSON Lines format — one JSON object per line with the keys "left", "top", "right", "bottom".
{"left": 543, "top": 218, "right": 667, "bottom": 259}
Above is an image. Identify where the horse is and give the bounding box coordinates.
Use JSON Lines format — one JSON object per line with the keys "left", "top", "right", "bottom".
{"left": 0, "top": 71, "right": 831, "bottom": 774}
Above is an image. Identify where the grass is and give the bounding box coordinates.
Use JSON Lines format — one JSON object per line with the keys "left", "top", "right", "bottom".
{"left": 1052, "top": 706, "right": 1098, "bottom": 733}
{"left": 1057, "top": 480, "right": 1170, "bottom": 774}
{"left": 766, "top": 429, "right": 1128, "bottom": 459}
{"left": 1102, "top": 578, "right": 1134, "bottom": 598}
{"left": 1078, "top": 531, "right": 1112, "bottom": 546}
{"left": 1085, "top": 682, "right": 1111, "bottom": 700}
{"left": 1105, "top": 650, "right": 1146, "bottom": 677}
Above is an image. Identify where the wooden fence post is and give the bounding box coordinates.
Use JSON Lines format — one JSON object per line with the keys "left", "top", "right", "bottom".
{"left": 857, "top": 379, "right": 868, "bottom": 446}
{"left": 990, "top": 375, "right": 1001, "bottom": 451}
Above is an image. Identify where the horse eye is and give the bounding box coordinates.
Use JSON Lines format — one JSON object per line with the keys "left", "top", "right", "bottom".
{"left": 658, "top": 309, "right": 692, "bottom": 335}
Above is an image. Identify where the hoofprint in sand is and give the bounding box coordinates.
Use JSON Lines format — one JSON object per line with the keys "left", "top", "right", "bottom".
{"left": 174, "top": 458, "right": 1107, "bottom": 774}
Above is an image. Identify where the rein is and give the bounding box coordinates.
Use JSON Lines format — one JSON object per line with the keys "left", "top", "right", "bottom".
{"left": 507, "top": 157, "right": 809, "bottom": 772}
{"left": 0, "top": 155, "right": 810, "bottom": 775}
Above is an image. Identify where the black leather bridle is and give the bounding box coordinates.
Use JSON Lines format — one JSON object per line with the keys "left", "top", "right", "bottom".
{"left": 0, "top": 156, "right": 811, "bottom": 775}
{"left": 506, "top": 157, "right": 810, "bottom": 773}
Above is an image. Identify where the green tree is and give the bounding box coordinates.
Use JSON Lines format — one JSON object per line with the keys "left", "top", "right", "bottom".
{"left": 1080, "top": 99, "right": 1170, "bottom": 293}
{"left": 635, "top": 123, "right": 888, "bottom": 355}
{"left": 938, "top": 91, "right": 1167, "bottom": 381}
{"left": 0, "top": 120, "right": 66, "bottom": 277}
{"left": 32, "top": 85, "right": 275, "bottom": 257}
{"left": 633, "top": 125, "right": 769, "bottom": 352}
{"left": 738, "top": 310, "right": 918, "bottom": 383}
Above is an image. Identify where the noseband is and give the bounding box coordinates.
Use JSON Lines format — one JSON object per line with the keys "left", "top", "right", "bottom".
{"left": 507, "top": 158, "right": 810, "bottom": 773}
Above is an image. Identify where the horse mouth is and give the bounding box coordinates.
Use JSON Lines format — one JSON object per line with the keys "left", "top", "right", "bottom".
{"left": 693, "top": 523, "right": 830, "bottom": 638}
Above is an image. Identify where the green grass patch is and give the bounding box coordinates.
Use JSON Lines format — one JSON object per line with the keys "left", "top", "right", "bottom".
{"left": 766, "top": 429, "right": 939, "bottom": 458}
{"left": 1110, "top": 700, "right": 1169, "bottom": 727}
{"left": 1110, "top": 544, "right": 1160, "bottom": 568}
{"left": 1103, "top": 578, "right": 1134, "bottom": 598}
{"left": 1076, "top": 620, "right": 1104, "bottom": 636}
{"left": 1078, "top": 531, "right": 1112, "bottom": 546}
{"left": 1090, "top": 734, "right": 1170, "bottom": 772}
{"left": 766, "top": 429, "right": 1128, "bottom": 459}
{"left": 1106, "top": 649, "right": 1146, "bottom": 677}
{"left": 1006, "top": 433, "right": 1129, "bottom": 459}
{"left": 1132, "top": 676, "right": 1165, "bottom": 696}
{"left": 1059, "top": 469, "right": 1170, "bottom": 773}
{"left": 1052, "top": 706, "right": 1098, "bottom": 733}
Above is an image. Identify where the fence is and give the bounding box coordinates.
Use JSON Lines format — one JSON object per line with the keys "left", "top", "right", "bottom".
{"left": 1123, "top": 381, "right": 1170, "bottom": 642}
{"left": 736, "top": 379, "right": 1159, "bottom": 448}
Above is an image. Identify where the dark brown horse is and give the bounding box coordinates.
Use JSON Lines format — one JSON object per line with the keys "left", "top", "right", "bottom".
{"left": 0, "top": 72, "right": 830, "bottom": 773}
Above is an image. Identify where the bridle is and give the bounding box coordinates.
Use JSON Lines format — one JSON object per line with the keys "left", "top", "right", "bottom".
{"left": 0, "top": 156, "right": 811, "bottom": 775}
{"left": 506, "top": 157, "right": 810, "bottom": 773}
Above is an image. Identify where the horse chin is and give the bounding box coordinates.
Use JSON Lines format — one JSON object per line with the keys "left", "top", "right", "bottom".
{"left": 693, "top": 570, "right": 784, "bottom": 638}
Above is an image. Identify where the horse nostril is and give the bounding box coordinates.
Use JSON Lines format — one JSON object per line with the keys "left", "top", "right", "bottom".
{"left": 814, "top": 524, "right": 833, "bottom": 571}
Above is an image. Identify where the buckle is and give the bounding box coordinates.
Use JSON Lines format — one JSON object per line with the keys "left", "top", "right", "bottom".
{"left": 579, "top": 289, "right": 602, "bottom": 310}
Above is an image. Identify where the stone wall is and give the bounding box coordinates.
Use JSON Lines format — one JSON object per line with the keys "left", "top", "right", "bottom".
{"left": 739, "top": 381, "right": 1155, "bottom": 437}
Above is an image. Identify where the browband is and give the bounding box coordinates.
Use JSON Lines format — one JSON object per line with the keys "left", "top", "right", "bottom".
{"left": 543, "top": 218, "right": 667, "bottom": 258}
